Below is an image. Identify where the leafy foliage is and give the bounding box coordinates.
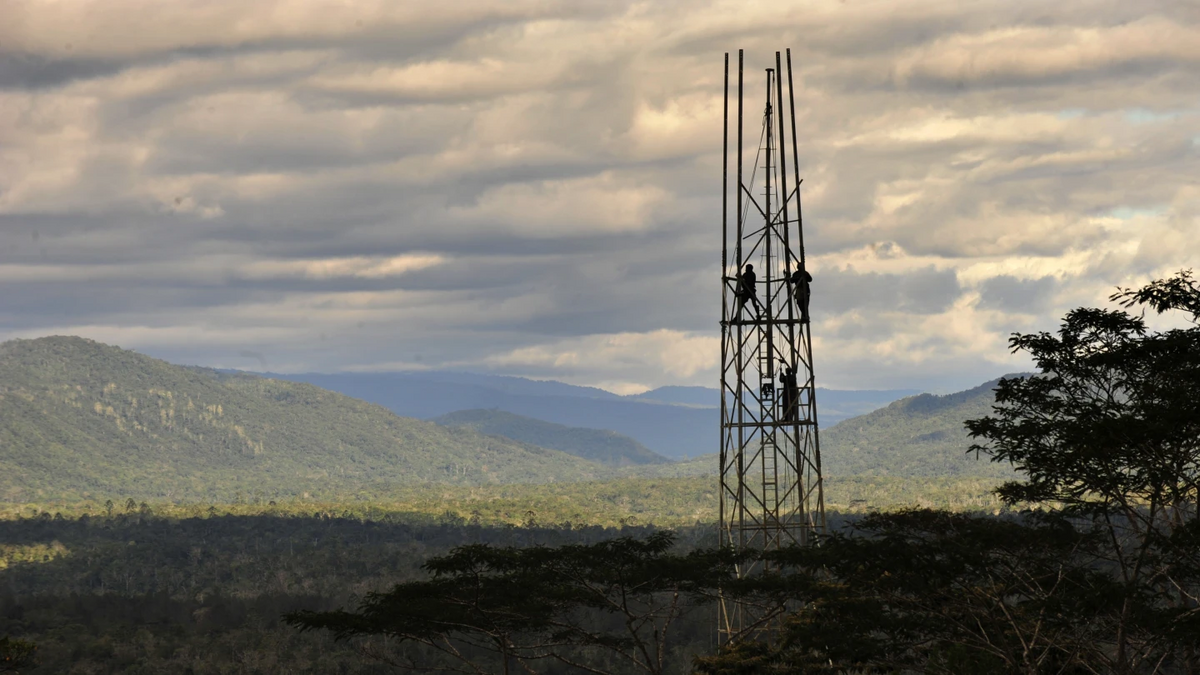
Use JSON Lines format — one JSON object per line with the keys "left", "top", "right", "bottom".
{"left": 1, "top": 472, "right": 1004, "bottom": 533}
{"left": 698, "top": 509, "right": 1119, "bottom": 675}
{"left": 964, "top": 270, "right": 1200, "bottom": 672}
{"left": 288, "top": 533, "right": 735, "bottom": 674}
{"left": 0, "top": 636, "right": 36, "bottom": 673}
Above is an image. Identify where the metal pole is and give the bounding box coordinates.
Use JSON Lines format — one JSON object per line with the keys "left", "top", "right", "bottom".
{"left": 719, "top": 50, "right": 729, "bottom": 554}
{"left": 775, "top": 51, "right": 802, "bottom": 538}
{"left": 763, "top": 68, "right": 773, "bottom": 382}
{"left": 723, "top": 52, "right": 730, "bottom": 278}
{"left": 763, "top": 67, "right": 776, "bottom": 554}
{"left": 776, "top": 52, "right": 793, "bottom": 281}
{"left": 734, "top": 50, "right": 746, "bottom": 635}
{"left": 786, "top": 49, "right": 805, "bottom": 268}
{"left": 786, "top": 48, "right": 825, "bottom": 533}
{"left": 736, "top": 50, "right": 745, "bottom": 273}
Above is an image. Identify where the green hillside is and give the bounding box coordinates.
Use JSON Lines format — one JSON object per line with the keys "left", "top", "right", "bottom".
{"left": 822, "top": 378, "right": 1016, "bottom": 479}
{"left": 628, "top": 378, "right": 1017, "bottom": 481}
{"left": 433, "top": 408, "right": 669, "bottom": 466}
{"left": 0, "top": 337, "right": 611, "bottom": 502}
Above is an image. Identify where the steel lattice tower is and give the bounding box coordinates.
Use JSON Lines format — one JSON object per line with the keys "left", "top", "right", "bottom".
{"left": 718, "top": 49, "right": 825, "bottom": 643}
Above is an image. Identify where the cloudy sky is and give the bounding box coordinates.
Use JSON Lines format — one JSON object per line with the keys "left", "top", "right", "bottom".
{"left": 1, "top": 0, "right": 1197, "bottom": 394}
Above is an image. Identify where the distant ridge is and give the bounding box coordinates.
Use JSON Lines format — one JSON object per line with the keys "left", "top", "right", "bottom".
{"left": 262, "top": 371, "right": 712, "bottom": 459}
{"left": 822, "top": 377, "right": 1023, "bottom": 479}
{"left": 627, "top": 385, "right": 923, "bottom": 421}
{"left": 0, "top": 337, "right": 611, "bottom": 502}
{"left": 624, "top": 377, "right": 1023, "bottom": 481}
{"left": 627, "top": 386, "right": 716, "bottom": 407}
{"left": 267, "top": 373, "right": 918, "bottom": 459}
{"left": 433, "top": 409, "right": 669, "bottom": 467}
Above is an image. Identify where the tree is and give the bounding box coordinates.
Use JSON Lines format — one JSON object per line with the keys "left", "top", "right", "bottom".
{"left": 697, "top": 510, "right": 1117, "bottom": 675}
{"left": 286, "top": 532, "right": 736, "bottom": 674}
{"left": 0, "top": 636, "right": 36, "bottom": 673}
{"left": 967, "top": 270, "right": 1200, "bottom": 673}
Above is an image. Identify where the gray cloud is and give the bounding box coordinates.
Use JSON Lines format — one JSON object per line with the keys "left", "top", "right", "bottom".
{"left": 0, "top": 53, "right": 127, "bottom": 89}
{"left": 0, "top": 0, "right": 1196, "bottom": 393}
{"left": 977, "top": 275, "right": 1060, "bottom": 314}
{"left": 813, "top": 266, "right": 963, "bottom": 315}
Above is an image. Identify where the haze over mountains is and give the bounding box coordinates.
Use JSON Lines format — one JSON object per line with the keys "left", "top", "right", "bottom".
{"left": 0, "top": 337, "right": 612, "bottom": 502}
{"left": 636, "top": 379, "right": 1014, "bottom": 482}
{"left": 433, "top": 409, "right": 669, "bottom": 467}
{"left": 0, "top": 336, "right": 1013, "bottom": 504}
{"left": 266, "top": 371, "right": 918, "bottom": 459}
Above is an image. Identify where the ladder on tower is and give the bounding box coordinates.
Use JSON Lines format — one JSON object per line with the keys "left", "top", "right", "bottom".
{"left": 761, "top": 437, "right": 779, "bottom": 529}
{"left": 757, "top": 344, "right": 781, "bottom": 537}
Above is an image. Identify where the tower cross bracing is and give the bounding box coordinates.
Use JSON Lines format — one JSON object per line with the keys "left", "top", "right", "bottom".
{"left": 717, "top": 49, "right": 825, "bottom": 643}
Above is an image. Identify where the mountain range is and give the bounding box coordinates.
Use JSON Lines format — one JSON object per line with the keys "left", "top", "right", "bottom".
{"left": 264, "top": 371, "right": 918, "bottom": 459}
{"left": 0, "top": 337, "right": 612, "bottom": 502}
{"left": 654, "top": 378, "right": 1016, "bottom": 480}
{"left": 0, "top": 336, "right": 1015, "bottom": 503}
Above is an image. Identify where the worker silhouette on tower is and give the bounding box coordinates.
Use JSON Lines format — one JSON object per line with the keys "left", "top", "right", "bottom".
{"left": 789, "top": 267, "right": 813, "bottom": 324}
{"left": 735, "top": 263, "right": 762, "bottom": 320}
{"left": 779, "top": 365, "right": 799, "bottom": 422}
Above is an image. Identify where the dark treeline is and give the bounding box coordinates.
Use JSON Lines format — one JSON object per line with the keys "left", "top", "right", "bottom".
{"left": 0, "top": 509, "right": 849, "bottom": 674}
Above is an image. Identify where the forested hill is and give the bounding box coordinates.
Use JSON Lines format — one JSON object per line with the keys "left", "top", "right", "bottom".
{"left": 635, "top": 377, "right": 1022, "bottom": 480}
{"left": 433, "top": 409, "right": 669, "bottom": 466}
{"left": 821, "top": 377, "right": 1020, "bottom": 479}
{"left": 0, "top": 337, "right": 611, "bottom": 503}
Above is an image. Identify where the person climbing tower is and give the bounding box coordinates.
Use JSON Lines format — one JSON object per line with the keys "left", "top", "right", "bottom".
{"left": 779, "top": 365, "right": 799, "bottom": 422}
{"left": 789, "top": 267, "right": 813, "bottom": 323}
{"left": 735, "top": 263, "right": 762, "bottom": 320}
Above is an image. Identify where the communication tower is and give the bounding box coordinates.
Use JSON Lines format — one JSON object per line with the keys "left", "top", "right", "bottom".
{"left": 718, "top": 49, "right": 825, "bottom": 643}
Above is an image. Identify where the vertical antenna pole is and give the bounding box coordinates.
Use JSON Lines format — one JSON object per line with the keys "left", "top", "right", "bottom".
{"left": 786, "top": 48, "right": 825, "bottom": 531}
{"left": 719, "top": 50, "right": 729, "bottom": 566}
{"left": 734, "top": 47, "right": 746, "bottom": 579}
{"left": 786, "top": 49, "right": 805, "bottom": 267}
{"left": 736, "top": 50, "right": 744, "bottom": 272}
{"left": 722, "top": 52, "right": 729, "bottom": 277}
{"left": 775, "top": 51, "right": 802, "bottom": 532}
{"left": 775, "top": 52, "right": 793, "bottom": 280}
{"left": 763, "top": 67, "right": 773, "bottom": 381}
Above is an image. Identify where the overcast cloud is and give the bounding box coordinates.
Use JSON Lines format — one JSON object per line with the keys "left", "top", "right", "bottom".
{"left": 1, "top": 0, "right": 1197, "bottom": 393}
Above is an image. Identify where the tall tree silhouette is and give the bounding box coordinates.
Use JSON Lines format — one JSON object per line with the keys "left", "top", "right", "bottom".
{"left": 287, "top": 532, "right": 738, "bottom": 674}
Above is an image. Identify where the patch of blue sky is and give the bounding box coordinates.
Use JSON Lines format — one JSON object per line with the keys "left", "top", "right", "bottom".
{"left": 1056, "top": 108, "right": 1086, "bottom": 120}
{"left": 1106, "top": 206, "right": 1167, "bottom": 220}
{"left": 1124, "top": 108, "right": 1180, "bottom": 125}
